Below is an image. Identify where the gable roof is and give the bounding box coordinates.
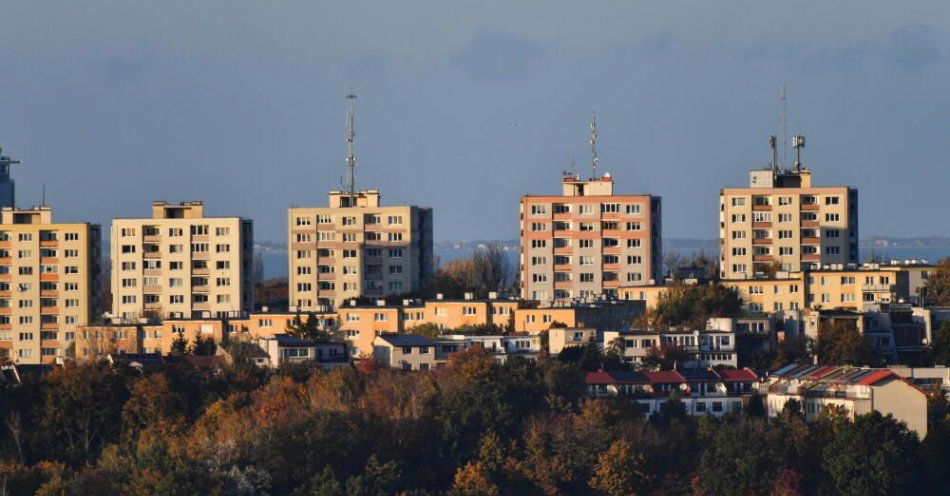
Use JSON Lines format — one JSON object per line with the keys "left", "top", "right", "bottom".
{"left": 717, "top": 368, "right": 759, "bottom": 382}
{"left": 377, "top": 334, "right": 435, "bottom": 347}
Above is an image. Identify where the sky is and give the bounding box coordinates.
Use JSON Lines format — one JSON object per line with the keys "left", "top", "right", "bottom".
{"left": 1, "top": 0, "right": 949, "bottom": 243}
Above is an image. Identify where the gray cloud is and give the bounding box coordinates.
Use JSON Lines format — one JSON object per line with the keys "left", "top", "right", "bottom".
{"left": 451, "top": 28, "right": 544, "bottom": 81}
{"left": 884, "top": 24, "right": 943, "bottom": 72}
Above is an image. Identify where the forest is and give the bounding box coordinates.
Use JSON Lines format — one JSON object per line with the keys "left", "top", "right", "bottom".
{"left": 2, "top": 346, "right": 950, "bottom": 496}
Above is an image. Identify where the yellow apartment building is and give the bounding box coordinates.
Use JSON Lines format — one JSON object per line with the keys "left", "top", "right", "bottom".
{"left": 288, "top": 190, "right": 433, "bottom": 312}
{"left": 0, "top": 206, "right": 101, "bottom": 364}
{"left": 719, "top": 147, "right": 858, "bottom": 280}
{"left": 111, "top": 201, "right": 254, "bottom": 322}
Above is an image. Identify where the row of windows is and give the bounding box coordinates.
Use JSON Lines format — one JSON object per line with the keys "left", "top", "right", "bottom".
{"left": 529, "top": 203, "right": 643, "bottom": 215}
{"left": 0, "top": 232, "right": 82, "bottom": 242}
{"left": 295, "top": 215, "right": 404, "bottom": 227}
{"left": 530, "top": 238, "right": 643, "bottom": 249}
{"left": 120, "top": 226, "right": 232, "bottom": 237}
{"left": 729, "top": 195, "right": 842, "bottom": 207}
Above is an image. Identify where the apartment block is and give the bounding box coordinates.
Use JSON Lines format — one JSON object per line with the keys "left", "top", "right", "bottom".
{"left": 0, "top": 206, "right": 101, "bottom": 364}
{"left": 720, "top": 166, "right": 858, "bottom": 279}
{"left": 520, "top": 174, "right": 661, "bottom": 303}
{"left": 111, "top": 201, "right": 253, "bottom": 322}
{"left": 288, "top": 190, "right": 433, "bottom": 312}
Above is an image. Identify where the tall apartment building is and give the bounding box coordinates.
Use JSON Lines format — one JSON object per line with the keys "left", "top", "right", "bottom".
{"left": 719, "top": 137, "right": 858, "bottom": 279}
{"left": 520, "top": 174, "right": 662, "bottom": 303}
{"left": 0, "top": 206, "right": 101, "bottom": 364}
{"left": 111, "top": 201, "right": 253, "bottom": 322}
{"left": 288, "top": 190, "right": 433, "bottom": 312}
{"left": 0, "top": 147, "right": 22, "bottom": 208}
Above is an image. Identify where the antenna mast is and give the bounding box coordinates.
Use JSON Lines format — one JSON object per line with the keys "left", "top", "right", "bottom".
{"left": 345, "top": 88, "right": 358, "bottom": 202}
{"left": 780, "top": 85, "right": 788, "bottom": 171}
{"left": 589, "top": 112, "right": 599, "bottom": 179}
{"left": 792, "top": 134, "right": 806, "bottom": 172}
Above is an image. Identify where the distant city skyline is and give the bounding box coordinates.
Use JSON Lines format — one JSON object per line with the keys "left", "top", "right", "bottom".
{"left": 2, "top": 1, "right": 949, "bottom": 243}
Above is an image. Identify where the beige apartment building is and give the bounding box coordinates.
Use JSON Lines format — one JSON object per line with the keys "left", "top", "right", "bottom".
{"left": 111, "top": 201, "right": 253, "bottom": 322}
{"left": 520, "top": 174, "right": 661, "bottom": 303}
{"left": 0, "top": 206, "right": 101, "bottom": 364}
{"left": 288, "top": 190, "right": 433, "bottom": 312}
{"left": 720, "top": 164, "right": 858, "bottom": 279}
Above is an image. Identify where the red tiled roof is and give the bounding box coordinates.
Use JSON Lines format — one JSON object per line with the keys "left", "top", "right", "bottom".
{"left": 586, "top": 371, "right": 615, "bottom": 385}
{"left": 855, "top": 370, "right": 895, "bottom": 386}
{"left": 643, "top": 370, "right": 685, "bottom": 383}
{"left": 806, "top": 365, "right": 839, "bottom": 379}
{"left": 717, "top": 368, "right": 759, "bottom": 382}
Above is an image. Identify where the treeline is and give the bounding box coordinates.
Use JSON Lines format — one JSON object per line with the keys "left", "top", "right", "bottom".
{"left": 2, "top": 350, "right": 950, "bottom": 495}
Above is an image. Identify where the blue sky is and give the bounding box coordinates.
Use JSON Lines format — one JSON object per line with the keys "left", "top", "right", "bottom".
{"left": 1, "top": 0, "right": 948, "bottom": 242}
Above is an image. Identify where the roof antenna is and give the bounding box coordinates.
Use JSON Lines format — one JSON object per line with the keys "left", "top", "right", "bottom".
{"left": 345, "top": 88, "right": 358, "bottom": 205}
{"left": 769, "top": 135, "right": 778, "bottom": 176}
{"left": 792, "top": 134, "right": 806, "bottom": 172}
{"left": 589, "top": 112, "right": 599, "bottom": 179}
{"left": 780, "top": 85, "right": 788, "bottom": 171}
{"left": 41, "top": 182, "right": 46, "bottom": 207}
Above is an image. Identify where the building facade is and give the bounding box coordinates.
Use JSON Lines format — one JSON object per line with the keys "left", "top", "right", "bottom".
{"left": 111, "top": 201, "right": 253, "bottom": 322}
{"left": 520, "top": 174, "right": 661, "bottom": 303}
{"left": 288, "top": 190, "right": 433, "bottom": 312}
{"left": 0, "top": 207, "right": 101, "bottom": 364}
{"left": 720, "top": 166, "right": 858, "bottom": 279}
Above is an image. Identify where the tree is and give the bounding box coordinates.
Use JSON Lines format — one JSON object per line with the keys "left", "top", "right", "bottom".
{"left": 189, "top": 333, "right": 217, "bottom": 356}
{"left": 771, "top": 336, "right": 810, "bottom": 370}
{"left": 431, "top": 243, "right": 515, "bottom": 297}
{"left": 932, "top": 321, "right": 950, "bottom": 366}
{"left": 170, "top": 329, "right": 189, "bottom": 355}
{"left": 286, "top": 313, "right": 332, "bottom": 341}
{"left": 640, "top": 284, "right": 743, "bottom": 330}
{"left": 822, "top": 412, "right": 921, "bottom": 496}
{"left": 921, "top": 257, "right": 950, "bottom": 306}
{"left": 814, "top": 320, "right": 875, "bottom": 366}
{"left": 589, "top": 438, "right": 649, "bottom": 496}
{"left": 641, "top": 343, "right": 688, "bottom": 371}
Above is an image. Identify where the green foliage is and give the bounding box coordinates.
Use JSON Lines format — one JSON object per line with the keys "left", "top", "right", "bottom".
{"left": 170, "top": 329, "right": 188, "bottom": 355}
{"left": 922, "top": 257, "right": 950, "bottom": 306}
{"left": 932, "top": 321, "right": 950, "bottom": 366}
{"left": 287, "top": 313, "right": 334, "bottom": 341}
{"left": 821, "top": 411, "right": 921, "bottom": 496}
{"left": 189, "top": 333, "right": 217, "bottom": 356}
{"left": 814, "top": 320, "right": 875, "bottom": 366}
{"left": 641, "top": 283, "right": 743, "bottom": 330}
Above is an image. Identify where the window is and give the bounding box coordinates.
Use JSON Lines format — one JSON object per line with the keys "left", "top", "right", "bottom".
{"left": 191, "top": 225, "right": 209, "bottom": 235}
{"left": 731, "top": 197, "right": 746, "bottom": 206}
{"left": 388, "top": 232, "right": 403, "bottom": 242}
{"left": 342, "top": 217, "right": 357, "bottom": 226}
{"left": 579, "top": 223, "right": 594, "bottom": 232}
{"left": 168, "top": 228, "right": 183, "bottom": 237}
{"left": 121, "top": 245, "right": 136, "bottom": 254}
{"left": 64, "top": 232, "right": 80, "bottom": 241}
{"left": 388, "top": 249, "right": 403, "bottom": 258}
{"left": 824, "top": 229, "right": 840, "bottom": 238}
{"left": 626, "top": 255, "right": 642, "bottom": 264}
{"left": 625, "top": 222, "right": 641, "bottom": 231}
{"left": 825, "top": 246, "right": 841, "bottom": 255}
{"left": 601, "top": 203, "right": 620, "bottom": 213}
{"left": 388, "top": 265, "right": 403, "bottom": 274}
{"left": 579, "top": 239, "right": 594, "bottom": 249}
{"left": 387, "top": 215, "right": 403, "bottom": 225}
{"left": 625, "top": 204, "right": 641, "bottom": 215}
{"left": 579, "top": 256, "right": 594, "bottom": 265}
{"left": 824, "top": 196, "right": 840, "bottom": 205}
{"left": 531, "top": 222, "right": 547, "bottom": 231}
{"left": 627, "top": 239, "right": 641, "bottom": 248}
{"left": 580, "top": 273, "right": 594, "bottom": 282}
{"left": 825, "top": 213, "right": 840, "bottom": 222}
{"left": 778, "top": 213, "right": 792, "bottom": 222}
{"left": 530, "top": 205, "right": 547, "bottom": 215}
{"left": 215, "top": 244, "right": 230, "bottom": 253}
{"left": 215, "top": 227, "right": 230, "bottom": 236}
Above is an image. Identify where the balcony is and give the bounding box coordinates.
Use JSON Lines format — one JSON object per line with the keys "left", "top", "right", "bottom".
{"left": 40, "top": 290, "right": 59, "bottom": 298}
{"left": 39, "top": 240, "right": 59, "bottom": 248}
{"left": 862, "top": 284, "right": 894, "bottom": 292}
{"left": 752, "top": 204, "right": 772, "bottom": 211}
{"left": 801, "top": 221, "right": 819, "bottom": 228}
{"left": 39, "top": 274, "right": 59, "bottom": 282}
{"left": 143, "top": 235, "right": 162, "bottom": 243}
{"left": 800, "top": 203, "right": 820, "bottom": 211}
{"left": 752, "top": 238, "right": 772, "bottom": 245}
{"left": 553, "top": 246, "right": 573, "bottom": 255}
{"left": 752, "top": 222, "right": 772, "bottom": 228}
{"left": 802, "top": 254, "right": 821, "bottom": 262}
{"left": 800, "top": 237, "right": 820, "bottom": 244}
{"left": 39, "top": 257, "right": 58, "bottom": 265}
{"left": 143, "top": 251, "right": 162, "bottom": 259}
{"left": 752, "top": 255, "right": 774, "bottom": 262}
{"left": 192, "top": 284, "right": 210, "bottom": 292}
{"left": 40, "top": 306, "right": 60, "bottom": 314}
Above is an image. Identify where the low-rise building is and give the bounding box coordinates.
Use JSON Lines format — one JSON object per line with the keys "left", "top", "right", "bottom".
{"left": 257, "top": 334, "right": 347, "bottom": 369}
{"left": 603, "top": 328, "right": 737, "bottom": 368}
{"left": 765, "top": 364, "right": 928, "bottom": 438}
{"left": 585, "top": 368, "right": 759, "bottom": 417}
{"left": 547, "top": 327, "right": 597, "bottom": 355}
{"left": 513, "top": 300, "right": 643, "bottom": 334}
{"left": 372, "top": 334, "right": 440, "bottom": 371}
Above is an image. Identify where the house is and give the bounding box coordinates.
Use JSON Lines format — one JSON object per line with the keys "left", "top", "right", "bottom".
{"left": 217, "top": 341, "right": 271, "bottom": 368}
{"left": 107, "top": 353, "right": 164, "bottom": 370}
{"left": 372, "top": 334, "right": 440, "bottom": 371}
{"left": 439, "top": 334, "right": 541, "bottom": 363}
{"left": 585, "top": 367, "right": 760, "bottom": 418}
{"left": 547, "top": 327, "right": 597, "bottom": 355}
{"left": 765, "top": 364, "right": 928, "bottom": 438}
{"left": 257, "top": 334, "right": 347, "bottom": 369}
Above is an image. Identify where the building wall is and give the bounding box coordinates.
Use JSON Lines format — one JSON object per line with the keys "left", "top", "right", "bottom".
{"left": 720, "top": 173, "right": 857, "bottom": 279}
{"left": 111, "top": 201, "right": 253, "bottom": 322}
{"left": 288, "top": 191, "right": 433, "bottom": 312}
{"left": 520, "top": 177, "right": 661, "bottom": 303}
{"left": 0, "top": 207, "right": 101, "bottom": 364}
{"left": 871, "top": 378, "right": 928, "bottom": 438}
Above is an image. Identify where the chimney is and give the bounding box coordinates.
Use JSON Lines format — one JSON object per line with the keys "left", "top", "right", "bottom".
{"left": 488, "top": 291, "right": 498, "bottom": 300}
{"left": 262, "top": 306, "right": 269, "bottom": 313}
{"left": 464, "top": 292, "right": 474, "bottom": 300}
{"left": 436, "top": 293, "right": 444, "bottom": 300}
{"left": 376, "top": 300, "right": 386, "bottom": 307}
